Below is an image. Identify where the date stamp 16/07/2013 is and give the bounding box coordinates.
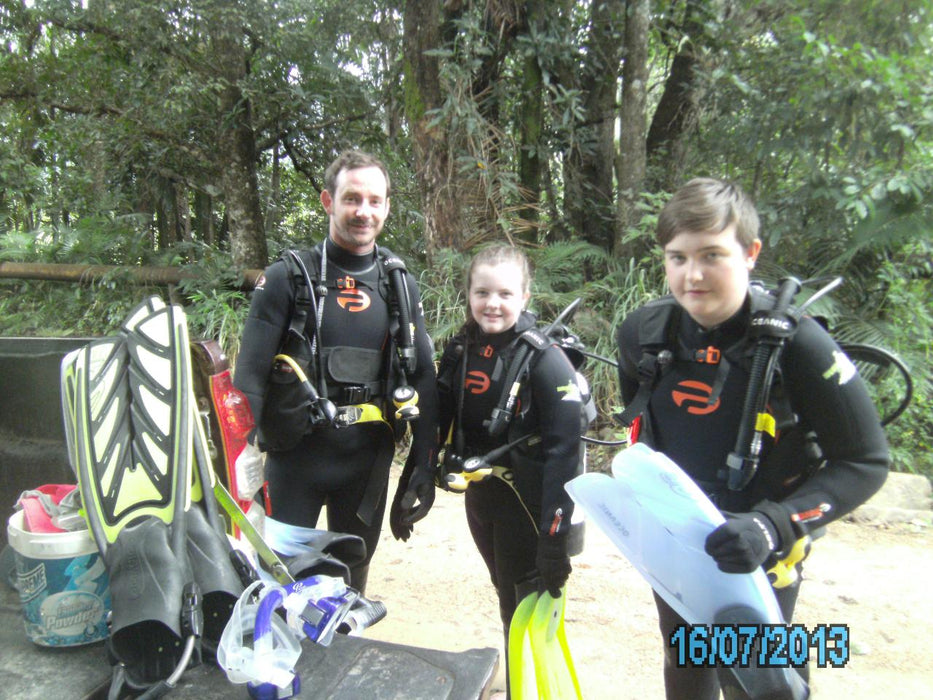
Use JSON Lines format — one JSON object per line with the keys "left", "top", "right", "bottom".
{"left": 669, "top": 623, "right": 849, "bottom": 669}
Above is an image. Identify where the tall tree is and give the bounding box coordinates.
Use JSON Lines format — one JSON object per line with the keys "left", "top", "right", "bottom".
{"left": 209, "top": 1, "right": 267, "bottom": 268}
{"left": 645, "top": 0, "right": 716, "bottom": 190}
{"left": 615, "top": 0, "right": 650, "bottom": 257}
{"left": 401, "top": 0, "right": 466, "bottom": 255}
{"left": 515, "top": 0, "right": 546, "bottom": 234}
{"left": 560, "top": 0, "right": 625, "bottom": 249}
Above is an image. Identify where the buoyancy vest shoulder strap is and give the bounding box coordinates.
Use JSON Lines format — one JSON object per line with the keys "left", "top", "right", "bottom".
{"left": 440, "top": 334, "right": 468, "bottom": 454}
{"left": 486, "top": 326, "right": 552, "bottom": 437}
{"left": 281, "top": 249, "right": 317, "bottom": 343}
{"left": 377, "top": 246, "right": 416, "bottom": 376}
{"left": 725, "top": 278, "right": 803, "bottom": 490}
{"left": 436, "top": 334, "right": 466, "bottom": 396}
{"left": 616, "top": 296, "right": 681, "bottom": 427}
{"left": 282, "top": 244, "right": 405, "bottom": 302}
{"left": 439, "top": 324, "right": 549, "bottom": 444}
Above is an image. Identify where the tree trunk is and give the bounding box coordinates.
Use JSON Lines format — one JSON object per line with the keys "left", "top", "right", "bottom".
{"left": 471, "top": 1, "right": 522, "bottom": 128}
{"left": 264, "top": 141, "right": 282, "bottom": 237}
{"left": 615, "top": 0, "right": 650, "bottom": 258}
{"left": 646, "top": 0, "right": 713, "bottom": 190}
{"left": 155, "top": 177, "right": 174, "bottom": 250}
{"left": 175, "top": 181, "right": 192, "bottom": 243}
{"left": 195, "top": 190, "right": 215, "bottom": 246}
{"left": 403, "top": 0, "right": 465, "bottom": 257}
{"left": 562, "top": 0, "right": 625, "bottom": 251}
{"left": 516, "top": 1, "right": 546, "bottom": 237}
{"left": 210, "top": 4, "right": 268, "bottom": 270}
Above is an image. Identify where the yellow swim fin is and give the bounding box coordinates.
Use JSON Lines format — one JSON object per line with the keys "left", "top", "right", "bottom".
{"left": 528, "top": 588, "right": 582, "bottom": 700}
{"left": 507, "top": 590, "right": 540, "bottom": 700}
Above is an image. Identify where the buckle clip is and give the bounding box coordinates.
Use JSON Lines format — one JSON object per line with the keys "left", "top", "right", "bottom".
{"left": 334, "top": 406, "right": 363, "bottom": 429}
{"left": 342, "top": 385, "right": 371, "bottom": 404}
{"left": 695, "top": 346, "right": 721, "bottom": 364}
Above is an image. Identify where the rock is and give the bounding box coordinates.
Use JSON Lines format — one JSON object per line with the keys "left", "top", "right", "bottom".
{"left": 846, "top": 505, "right": 933, "bottom": 526}
{"left": 848, "top": 472, "right": 932, "bottom": 525}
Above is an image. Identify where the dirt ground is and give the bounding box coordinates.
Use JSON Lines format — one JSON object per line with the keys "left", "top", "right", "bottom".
{"left": 365, "top": 465, "right": 933, "bottom": 699}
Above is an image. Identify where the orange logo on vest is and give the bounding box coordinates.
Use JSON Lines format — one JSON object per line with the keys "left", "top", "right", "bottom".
{"left": 671, "top": 380, "right": 720, "bottom": 415}
{"left": 464, "top": 371, "right": 491, "bottom": 395}
{"left": 337, "top": 289, "right": 371, "bottom": 312}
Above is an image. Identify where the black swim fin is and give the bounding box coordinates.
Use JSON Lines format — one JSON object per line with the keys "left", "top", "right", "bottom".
{"left": 289, "top": 528, "right": 367, "bottom": 569}
{"left": 187, "top": 403, "right": 247, "bottom": 655}
{"left": 284, "top": 547, "right": 352, "bottom": 584}
{"left": 64, "top": 297, "right": 198, "bottom": 691}
{"left": 263, "top": 516, "right": 368, "bottom": 572}
{"left": 715, "top": 604, "right": 810, "bottom": 700}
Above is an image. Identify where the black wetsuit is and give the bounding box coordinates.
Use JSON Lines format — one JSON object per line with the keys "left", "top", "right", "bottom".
{"left": 234, "top": 238, "right": 438, "bottom": 593}
{"left": 437, "top": 312, "right": 583, "bottom": 630}
{"left": 616, "top": 293, "right": 890, "bottom": 700}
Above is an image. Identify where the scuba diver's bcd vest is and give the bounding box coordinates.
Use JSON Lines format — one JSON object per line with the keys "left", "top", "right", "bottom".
{"left": 618, "top": 284, "right": 825, "bottom": 507}
{"left": 439, "top": 317, "right": 594, "bottom": 555}
{"left": 258, "top": 245, "right": 417, "bottom": 451}
{"left": 440, "top": 320, "right": 596, "bottom": 459}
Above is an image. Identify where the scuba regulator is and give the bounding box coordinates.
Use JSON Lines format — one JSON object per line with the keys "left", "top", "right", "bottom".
{"left": 392, "top": 383, "right": 420, "bottom": 421}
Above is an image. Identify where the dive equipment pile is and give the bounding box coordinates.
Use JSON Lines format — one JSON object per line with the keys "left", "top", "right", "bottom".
{"left": 58, "top": 296, "right": 387, "bottom": 698}
{"left": 62, "top": 296, "right": 245, "bottom": 697}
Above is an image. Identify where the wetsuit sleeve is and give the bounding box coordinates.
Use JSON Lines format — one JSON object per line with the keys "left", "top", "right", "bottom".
{"left": 434, "top": 337, "right": 463, "bottom": 453}
{"left": 402, "top": 274, "right": 439, "bottom": 472}
{"left": 528, "top": 345, "right": 584, "bottom": 536}
{"left": 232, "top": 260, "right": 291, "bottom": 427}
{"left": 771, "top": 317, "right": 890, "bottom": 535}
{"left": 615, "top": 309, "right": 643, "bottom": 405}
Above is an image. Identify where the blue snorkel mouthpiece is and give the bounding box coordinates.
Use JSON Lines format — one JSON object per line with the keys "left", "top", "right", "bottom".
{"left": 217, "top": 576, "right": 360, "bottom": 693}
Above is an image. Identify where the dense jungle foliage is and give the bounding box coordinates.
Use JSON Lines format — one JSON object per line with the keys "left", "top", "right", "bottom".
{"left": 1, "top": 0, "right": 930, "bottom": 477}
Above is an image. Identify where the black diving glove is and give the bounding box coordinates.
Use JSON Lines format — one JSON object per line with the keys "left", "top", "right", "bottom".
{"left": 389, "top": 466, "right": 435, "bottom": 542}
{"left": 536, "top": 533, "right": 572, "bottom": 598}
{"left": 400, "top": 466, "right": 436, "bottom": 525}
{"left": 705, "top": 510, "right": 781, "bottom": 573}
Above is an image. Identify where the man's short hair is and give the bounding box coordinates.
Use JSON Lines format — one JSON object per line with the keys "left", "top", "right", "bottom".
{"left": 657, "top": 177, "right": 760, "bottom": 249}
{"left": 324, "top": 150, "right": 391, "bottom": 197}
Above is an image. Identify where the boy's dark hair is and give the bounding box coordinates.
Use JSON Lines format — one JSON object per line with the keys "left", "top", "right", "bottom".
{"left": 657, "top": 177, "right": 760, "bottom": 249}
{"left": 324, "top": 150, "right": 391, "bottom": 197}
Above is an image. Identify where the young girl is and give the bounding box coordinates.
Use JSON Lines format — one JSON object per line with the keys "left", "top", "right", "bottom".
{"left": 436, "top": 245, "right": 585, "bottom": 689}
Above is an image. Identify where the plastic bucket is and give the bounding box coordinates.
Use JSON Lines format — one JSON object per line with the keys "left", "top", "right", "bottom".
{"left": 7, "top": 510, "right": 111, "bottom": 646}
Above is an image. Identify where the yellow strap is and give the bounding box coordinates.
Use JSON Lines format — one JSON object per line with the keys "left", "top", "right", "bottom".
{"left": 755, "top": 412, "right": 776, "bottom": 438}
